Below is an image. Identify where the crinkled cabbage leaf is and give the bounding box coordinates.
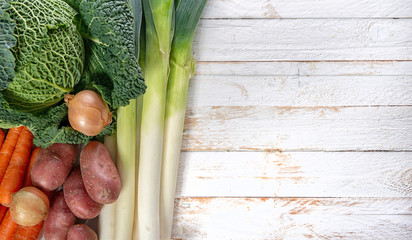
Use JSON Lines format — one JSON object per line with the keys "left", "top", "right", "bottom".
{"left": 0, "top": 2, "right": 16, "bottom": 89}
{"left": 65, "top": 0, "right": 146, "bottom": 109}
{"left": 3, "top": 0, "right": 84, "bottom": 113}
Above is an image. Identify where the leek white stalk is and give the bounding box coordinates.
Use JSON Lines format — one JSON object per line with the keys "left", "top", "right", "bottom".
{"left": 137, "top": 0, "right": 174, "bottom": 239}
{"left": 99, "top": 135, "right": 118, "bottom": 240}
{"left": 159, "top": 1, "right": 207, "bottom": 239}
{"left": 113, "top": 0, "right": 143, "bottom": 238}
{"left": 114, "top": 101, "right": 137, "bottom": 240}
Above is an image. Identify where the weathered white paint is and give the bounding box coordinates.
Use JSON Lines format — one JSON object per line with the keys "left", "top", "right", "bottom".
{"left": 175, "top": 152, "right": 412, "bottom": 197}
{"left": 182, "top": 106, "right": 412, "bottom": 151}
{"left": 193, "top": 19, "right": 412, "bottom": 61}
{"left": 172, "top": 197, "right": 412, "bottom": 240}
{"left": 172, "top": 1, "right": 412, "bottom": 239}
{"left": 203, "top": 0, "right": 412, "bottom": 19}
{"left": 195, "top": 61, "right": 412, "bottom": 76}
{"left": 188, "top": 75, "right": 412, "bottom": 107}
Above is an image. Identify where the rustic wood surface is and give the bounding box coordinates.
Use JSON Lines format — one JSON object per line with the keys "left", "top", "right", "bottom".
{"left": 172, "top": 0, "right": 412, "bottom": 239}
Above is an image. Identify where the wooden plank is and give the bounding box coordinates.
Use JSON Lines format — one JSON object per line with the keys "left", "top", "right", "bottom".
{"left": 182, "top": 106, "right": 412, "bottom": 151}
{"left": 195, "top": 61, "right": 412, "bottom": 76}
{"left": 172, "top": 197, "right": 412, "bottom": 240}
{"left": 188, "top": 75, "right": 412, "bottom": 107}
{"left": 193, "top": 19, "right": 412, "bottom": 61}
{"left": 203, "top": 0, "right": 412, "bottom": 19}
{"left": 175, "top": 152, "right": 412, "bottom": 198}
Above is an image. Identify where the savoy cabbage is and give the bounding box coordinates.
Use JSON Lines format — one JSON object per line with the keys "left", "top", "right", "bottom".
{"left": 3, "top": 0, "right": 84, "bottom": 113}
{"left": 0, "top": 0, "right": 146, "bottom": 147}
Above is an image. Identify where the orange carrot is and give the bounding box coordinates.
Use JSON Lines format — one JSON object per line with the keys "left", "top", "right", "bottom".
{"left": 11, "top": 147, "right": 44, "bottom": 240}
{"left": 0, "top": 127, "right": 24, "bottom": 184}
{"left": 22, "top": 147, "right": 40, "bottom": 188}
{"left": 0, "top": 205, "right": 6, "bottom": 223}
{"left": 11, "top": 221, "right": 43, "bottom": 240}
{"left": 0, "top": 127, "right": 33, "bottom": 207}
{"left": 0, "top": 129, "right": 5, "bottom": 150}
{"left": 0, "top": 209, "right": 18, "bottom": 240}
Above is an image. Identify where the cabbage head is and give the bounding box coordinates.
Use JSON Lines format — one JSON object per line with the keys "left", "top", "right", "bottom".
{"left": 2, "top": 0, "right": 84, "bottom": 113}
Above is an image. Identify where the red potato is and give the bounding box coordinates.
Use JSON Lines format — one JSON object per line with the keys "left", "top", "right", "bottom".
{"left": 31, "top": 143, "right": 79, "bottom": 191}
{"left": 44, "top": 191, "right": 76, "bottom": 240}
{"left": 67, "top": 224, "right": 98, "bottom": 240}
{"left": 80, "top": 141, "right": 121, "bottom": 204}
{"left": 63, "top": 167, "right": 103, "bottom": 219}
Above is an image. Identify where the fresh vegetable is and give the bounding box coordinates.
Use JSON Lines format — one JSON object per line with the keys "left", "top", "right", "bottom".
{"left": 160, "top": 1, "right": 207, "bottom": 239}
{"left": 12, "top": 147, "right": 44, "bottom": 240}
{"left": 63, "top": 167, "right": 103, "bottom": 219}
{"left": 0, "top": 127, "right": 33, "bottom": 206}
{"left": 133, "top": 0, "right": 207, "bottom": 239}
{"left": 11, "top": 221, "right": 43, "bottom": 240}
{"left": 98, "top": 135, "right": 118, "bottom": 240}
{"left": 0, "top": 205, "right": 6, "bottom": 223}
{"left": 65, "top": 90, "right": 112, "bottom": 136}
{"left": 1, "top": 0, "right": 84, "bottom": 113}
{"left": 0, "top": 0, "right": 146, "bottom": 148}
{"left": 31, "top": 143, "right": 79, "bottom": 192}
{"left": 0, "top": 209, "right": 17, "bottom": 240}
{"left": 67, "top": 224, "right": 98, "bottom": 240}
{"left": 43, "top": 190, "right": 76, "bottom": 240}
{"left": 137, "top": 0, "right": 174, "bottom": 239}
{"left": 9, "top": 186, "right": 49, "bottom": 227}
{"left": 111, "top": 0, "right": 144, "bottom": 238}
{"left": 0, "top": 129, "right": 5, "bottom": 149}
{"left": 21, "top": 147, "right": 40, "bottom": 188}
{"left": 0, "top": 126, "right": 23, "bottom": 183}
{"left": 80, "top": 141, "right": 121, "bottom": 204}
{"left": 114, "top": 101, "right": 137, "bottom": 240}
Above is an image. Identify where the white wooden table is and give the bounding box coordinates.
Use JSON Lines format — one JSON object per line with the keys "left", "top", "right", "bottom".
{"left": 171, "top": 0, "right": 412, "bottom": 239}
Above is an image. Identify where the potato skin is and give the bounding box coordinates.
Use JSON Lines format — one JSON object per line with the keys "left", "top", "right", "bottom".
{"left": 44, "top": 191, "right": 76, "bottom": 240}
{"left": 31, "top": 143, "right": 79, "bottom": 191}
{"left": 80, "top": 141, "right": 121, "bottom": 204}
{"left": 67, "top": 224, "right": 98, "bottom": 240}
{"left": 63, "top": 167, "right": 103, "bottom": 219}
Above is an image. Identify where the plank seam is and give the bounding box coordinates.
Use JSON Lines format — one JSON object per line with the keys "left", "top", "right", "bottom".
{"left": 200, "top": 17, "right": 412, "bottom": 20}
{"left": 181, "top": 150, "right": 412, "bottom": 153}
{"left": 197, "top": 60, "right": 412, "bottom": 63}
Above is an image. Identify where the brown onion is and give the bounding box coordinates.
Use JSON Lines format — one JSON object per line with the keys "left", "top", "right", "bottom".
{"left": 65, "top": 90, "right": 112, "bottom": 136}
{"left": 10, "top": 186, "right": 50, "bottom": 226}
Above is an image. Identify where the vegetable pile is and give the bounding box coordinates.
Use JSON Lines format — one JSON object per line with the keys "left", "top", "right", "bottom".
{"left": 0, "top": 0, "right": 146, "bottom": 147}
{"left": 0, "top": 0, "right": 207, "bottom": 239}
{"left": 0, "top": 127, "right": 121, "bottom": 239}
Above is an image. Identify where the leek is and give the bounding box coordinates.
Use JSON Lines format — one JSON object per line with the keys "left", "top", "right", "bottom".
{"left": 137, "top": 0, "right": 174, "bottom": 239}
{"left": 159, "top": 1, "right": 207, "bottom": 239}
{"left": 113, "top": 1, "right": 142, "bottom": 239}
{"left": 99, "top": 135, "right": 118, "bottom": 240}
{"left": 114, "top": 100, "right": 137, "bottom": 240}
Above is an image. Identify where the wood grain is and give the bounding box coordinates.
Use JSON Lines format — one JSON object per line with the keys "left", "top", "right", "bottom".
{"left": 195, "top": 61, "right": 412, "bottom": 76}
{"left": 188, "top": 75, "right": 412, "bottom": 107}
{"left": 193, "top": 19, "right": 412, "bottom": 61}
{"left": 203, "top": 0, "right": 412, "bottom": 19}
{"left": 172, "top": 197, "right": 412, "bottom": 240}
{"left": 172, "top": 1, "right": 412, "bottom": 239}
{"left": 175, "top": 152, "right": 412, "bottom": 198}
{"left": 182, "top": 106, "right": 412, "bottom": 151}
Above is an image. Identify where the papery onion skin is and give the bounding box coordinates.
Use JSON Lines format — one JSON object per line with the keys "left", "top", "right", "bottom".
{"left": 65, "top": 90, "right": 112, "bottom": 136}
{"left": 10, "top": 186, "right": 50, "bottom": 227}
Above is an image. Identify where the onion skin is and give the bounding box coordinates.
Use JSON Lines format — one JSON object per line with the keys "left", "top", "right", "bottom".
{"left": 10, "top": 186, "right": 50, "bottom": 227}
{"left": 65, "top": 90, "right": 112, "bottom": 136}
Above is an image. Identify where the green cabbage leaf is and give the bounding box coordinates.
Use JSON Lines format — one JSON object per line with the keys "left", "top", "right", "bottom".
{"left": 0, "top": 2, "right": 16, "bottom": 90}
{"left": 65, "top": 0, "right": 146, "bottom": 109}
